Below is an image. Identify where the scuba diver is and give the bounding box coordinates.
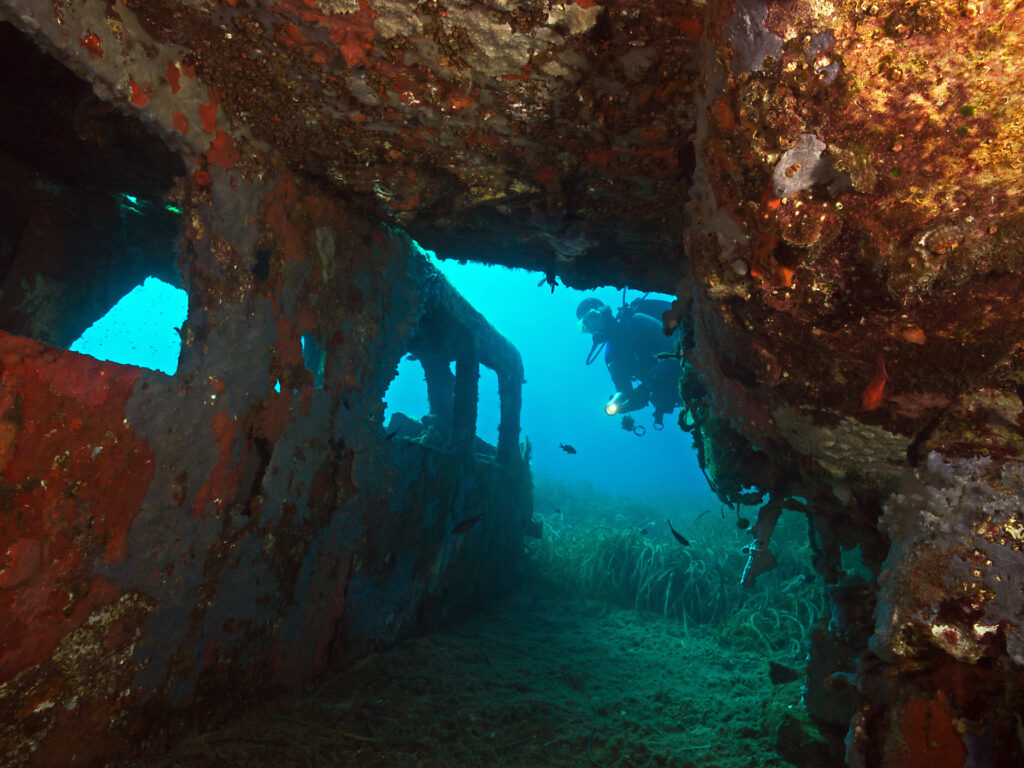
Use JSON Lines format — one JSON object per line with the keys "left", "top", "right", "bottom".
{"left": 576, "top": 293, "right": 683, "bottom": 435}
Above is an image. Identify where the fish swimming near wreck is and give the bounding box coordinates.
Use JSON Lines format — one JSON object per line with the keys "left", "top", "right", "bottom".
{"left": 667, "top": 520, "right": 690, "bottom": 547}
{"left": 861, "top": 353, "right": 887, "bottom": 411}
{"left": 559, "top": 443, "right": 577, "bottom": 454}
{"left": 452, "top": 512, "right": 484, "bottom": 535}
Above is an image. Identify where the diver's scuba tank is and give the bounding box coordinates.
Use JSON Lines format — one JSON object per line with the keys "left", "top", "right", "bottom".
{"left": 616, "top": 290, "right": 674, "bottom": 329}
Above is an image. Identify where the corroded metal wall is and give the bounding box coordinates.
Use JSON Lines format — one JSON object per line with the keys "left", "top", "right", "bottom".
{"left": 0, "top": 165, "right": 530, "bottom": 765}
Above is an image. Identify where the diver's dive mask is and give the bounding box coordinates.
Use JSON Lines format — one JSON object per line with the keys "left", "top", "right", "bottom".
{"left": 578, "top": 307, "right": 604, "bottom": 334}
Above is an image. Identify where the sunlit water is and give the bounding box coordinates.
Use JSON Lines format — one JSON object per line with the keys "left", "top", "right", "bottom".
{"left": 389, "top": 256, "right": 714, "bottom": 509}
{"left": 70, "top": 276, "right": 187, "bottom": 375}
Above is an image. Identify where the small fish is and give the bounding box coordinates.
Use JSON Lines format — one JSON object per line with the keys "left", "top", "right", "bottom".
{"left": 769, "top": 661, "right": 801, "bottom": 685}
{"left": 667, "top": 520, "right": 690, "bottom": 547}
{"left": 559, "top": 443, "right": 577, "bottom": 454}
{"left": 861, "top": 353, "right": 888, "bottom": 411}
{"left": 736, "top": 516, "right": 751, "bottom": 530}
{"left": 384, "top": 428, "right": 400, "bottom": 440}
{"left": 451, "top": 512, "right": 484, "bottom": 535}
{"left": 537, "top": 272, "right": 560, "bottom": 293}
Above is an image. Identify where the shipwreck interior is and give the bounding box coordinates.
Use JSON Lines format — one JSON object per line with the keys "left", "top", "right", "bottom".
{"left": 2, "top": 0, "right": 1024, "bottom": 766}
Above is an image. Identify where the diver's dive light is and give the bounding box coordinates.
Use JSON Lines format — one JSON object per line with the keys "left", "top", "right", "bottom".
{"left": 605, "top": 392, "right": 628, "bottom": 416}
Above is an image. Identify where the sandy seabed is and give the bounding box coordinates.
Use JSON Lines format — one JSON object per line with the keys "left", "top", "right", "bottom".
{"left": 139, "top": 591, "right": 800, "bottom": 768}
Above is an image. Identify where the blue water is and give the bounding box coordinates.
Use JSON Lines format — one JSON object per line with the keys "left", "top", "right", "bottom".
{"left": 71, "top": 262, "right": 714, "bottom": 509}
{"left": 386, "top": 256, "right": 715, "bottom": 508}
{"left": 70, "top": 276, "right": 187, "bottom": 375}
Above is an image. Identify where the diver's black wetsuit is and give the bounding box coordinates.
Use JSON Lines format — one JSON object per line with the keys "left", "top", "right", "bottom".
{"left": 601, "top": 312, "right": 681, "bottom": 423}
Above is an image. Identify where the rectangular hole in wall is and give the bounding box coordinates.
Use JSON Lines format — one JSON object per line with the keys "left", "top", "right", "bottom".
{"left": 70, "top": 276, "right": 187, "bottom": 375}
{"left": 383, "top": 354, "right": 433, "bottom": 441}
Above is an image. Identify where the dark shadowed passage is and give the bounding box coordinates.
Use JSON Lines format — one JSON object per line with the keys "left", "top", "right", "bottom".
{"left": 128, "top": 488, "right": 828, "bottom": 768}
